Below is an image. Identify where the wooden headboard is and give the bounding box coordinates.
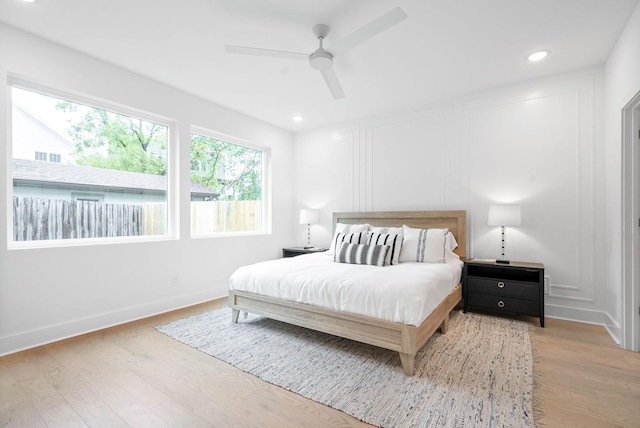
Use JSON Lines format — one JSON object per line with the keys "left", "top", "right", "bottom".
{"left": 333, "top": 210, "right": 467, "bottom": 259}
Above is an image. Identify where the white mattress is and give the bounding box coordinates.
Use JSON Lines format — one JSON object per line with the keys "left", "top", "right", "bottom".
{"left": 229, "top": 252, "right": 463, "bottom": 326}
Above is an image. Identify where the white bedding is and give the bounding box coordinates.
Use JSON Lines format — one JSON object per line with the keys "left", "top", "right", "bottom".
{"left": 229, "top": 252, "right": 463, "bottom": 326}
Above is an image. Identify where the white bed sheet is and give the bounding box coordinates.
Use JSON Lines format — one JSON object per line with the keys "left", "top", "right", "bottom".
{"left": 229, "top": 252, "right": 463, "bottom": 326}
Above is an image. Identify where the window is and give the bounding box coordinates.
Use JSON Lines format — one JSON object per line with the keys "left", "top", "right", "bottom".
{"left": 190, "top": 131, "right": 264, "bottom": 234}
{"left": 11, "top": 85, "right": 170, "bottom": 243}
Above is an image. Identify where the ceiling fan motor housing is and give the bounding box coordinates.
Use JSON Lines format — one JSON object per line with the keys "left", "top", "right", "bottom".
{"left": 309, "top": 49, "right": 333, "bottom": 70}
{"left": 310, "top": 24, "right": 333, "bottom": 70}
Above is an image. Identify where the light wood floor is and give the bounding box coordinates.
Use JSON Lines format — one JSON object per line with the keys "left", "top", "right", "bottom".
{"left": 1, "top": 300, "right": 639, "bottom": 428}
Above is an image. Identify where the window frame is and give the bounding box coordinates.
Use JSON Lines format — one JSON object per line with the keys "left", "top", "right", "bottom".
{"left": 7, "top": 76, "right": 179, "bottom": 249}
{"left": 189, "top": 125, "right": 270, "bottom": 238}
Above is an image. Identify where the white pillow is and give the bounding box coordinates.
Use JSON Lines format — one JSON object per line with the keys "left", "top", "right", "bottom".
{"left": 327, "top": 223, "right": 370, "bottom": 254}
{"left": 370, "top": 226, "right": 403, "bottom": 235}
{"left": 398, "top": 225, "right": 448, "bottom": 263}
{"left": 444, "top": 231, "right": 460, "bottom": 260}
{"left": 368, "top": 232, "right": 403, "bottom": 265}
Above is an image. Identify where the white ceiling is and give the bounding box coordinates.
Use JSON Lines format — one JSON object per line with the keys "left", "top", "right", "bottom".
{"left": 1, "top": 0, "right": 638, "bottom": 133}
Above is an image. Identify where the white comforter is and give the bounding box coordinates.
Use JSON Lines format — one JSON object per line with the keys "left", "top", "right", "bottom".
{"left": 229, "top": 252, "right": 463, "bottom": 326}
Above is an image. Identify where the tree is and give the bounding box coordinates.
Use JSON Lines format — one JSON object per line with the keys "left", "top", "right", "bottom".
{"left": 57, "top": 101, "right": 262, "bottom": 201}
{"left": 190, "top": 134, "right": 262, "bottom": 201}
{"left": 57, "top": 101, "right": 167, "bottom": 175}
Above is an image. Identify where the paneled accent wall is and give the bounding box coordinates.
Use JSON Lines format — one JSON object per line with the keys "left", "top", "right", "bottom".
{"left": 294, "top": 69, "right": 606, "bottom": 327}
{"left": 364, "top": 107, "right": 455, "bottom": 211}
{"left": 463, "top": 75, "right": 601, "bottom": 321}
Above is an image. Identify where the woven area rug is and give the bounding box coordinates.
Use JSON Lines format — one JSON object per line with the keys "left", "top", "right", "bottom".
{"left": 156, "top": 308, "right": 534, "bottom": 428}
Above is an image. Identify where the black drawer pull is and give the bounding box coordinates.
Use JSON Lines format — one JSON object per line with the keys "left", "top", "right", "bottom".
{"left": 497, "top": 300, "right": 505, "bottom": 308}
{"left": 497, "top": 281, "right": 505, "bottom": 288}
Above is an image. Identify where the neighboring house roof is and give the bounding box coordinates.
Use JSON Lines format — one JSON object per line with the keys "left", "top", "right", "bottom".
{"left": 12, "top": 158, "right": 219, "bottom": 199}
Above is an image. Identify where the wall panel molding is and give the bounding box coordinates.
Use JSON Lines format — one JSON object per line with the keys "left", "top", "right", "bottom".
{"left": 463, "top": 75, "right": 597, "bottom": 306}
{"left": 293, "top": 70, "right": 606, "bottom": 327}
{"left": 363, "top": 106, "right": 454, "bottom": 211}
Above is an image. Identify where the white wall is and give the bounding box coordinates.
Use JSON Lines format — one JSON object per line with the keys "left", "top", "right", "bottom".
{"left": 294, "top": 68, "right": 608, "bottom": 328}
{"left": 0, "top": 24, "right": 295, "bottom": 355}
{"left": 604, "top": 2, "right": 640, "bottom": 347}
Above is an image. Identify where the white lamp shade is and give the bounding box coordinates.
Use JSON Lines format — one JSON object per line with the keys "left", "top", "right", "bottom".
{"left": 488, "top": 205, "right": 521, "bottom": 227}
{"left": 299, "top": 209, "right": 319, "bottom": 225}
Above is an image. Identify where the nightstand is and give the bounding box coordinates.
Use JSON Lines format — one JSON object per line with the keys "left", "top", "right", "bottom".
{"left": 463, "top": 259, "right": 545, "bottom": 327}
{"left": 282, "top": 247, "right": 328, "bottom": 258}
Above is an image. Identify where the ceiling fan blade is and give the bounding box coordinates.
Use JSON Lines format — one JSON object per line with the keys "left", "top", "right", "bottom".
{"left": 328, "top": 7, "right": 407, "bottom": 57}
{"left": 225, "top": 45, "right": 308, "bottom": 61}
{"left": 320, "top": 68, "right": 345, "bottom": 99}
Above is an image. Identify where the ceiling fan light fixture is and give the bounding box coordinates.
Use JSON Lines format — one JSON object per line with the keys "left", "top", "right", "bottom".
{"left": 309, "top": 50, "right": 333, "bottom": 70}
{"left": 528, "top": 50, "right": 548, "bottom": 62}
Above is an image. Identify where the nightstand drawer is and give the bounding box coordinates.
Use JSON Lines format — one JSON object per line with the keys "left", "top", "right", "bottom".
{"left": 466, "top": 276, "right": 539, "bottom": 301}
{"left": 467, "top": 293, "right": 540, "bottom": 315}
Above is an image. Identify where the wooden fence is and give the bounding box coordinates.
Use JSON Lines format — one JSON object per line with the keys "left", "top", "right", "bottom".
{"left": 13, "top": 196, "right": 143, "bottom": 241}
{"left": 191, "top": 200, "right": 261, "bottom": 234}
{"left": 12, "top": 196, "right": 261, "bottom": 241}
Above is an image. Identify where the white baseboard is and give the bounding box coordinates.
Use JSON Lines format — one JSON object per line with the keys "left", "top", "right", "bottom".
{"left": 545, "top": 303, "right": 622, "bottom": 345}
{"left": 545, "top": 303, "right": 607, "bottom": 324}
{"left": 0, "top": 290, "right": 217, "bottom": 357}
{"left": 603, "top": 312, "right": 622, "bottom": 345}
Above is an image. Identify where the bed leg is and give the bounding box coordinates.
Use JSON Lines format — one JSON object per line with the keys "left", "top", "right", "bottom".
{"left": 399, "top": 352, "right": 415, "bottom": 376}
{"left": 439, "top": 315, "right": 449, "bottom": 334}
{"left": 231, "top": 309, "right": 240, "bottom": 323}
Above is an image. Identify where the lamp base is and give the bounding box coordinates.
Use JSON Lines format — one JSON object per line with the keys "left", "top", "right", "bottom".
{"left": 495, "top": 259, "right": 510, "bottom": 265}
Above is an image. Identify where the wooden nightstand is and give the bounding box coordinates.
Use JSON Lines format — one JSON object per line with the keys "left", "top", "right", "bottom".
{"left": 463, "top": 259, "right": 545, "bottom": 327}
{"left": 282, "top": 247, "right": 328, "bottom": 258}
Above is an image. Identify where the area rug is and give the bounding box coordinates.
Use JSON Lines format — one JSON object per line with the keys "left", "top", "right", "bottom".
{"left": 156, "top": 308, "right": 534, "bottom": 427}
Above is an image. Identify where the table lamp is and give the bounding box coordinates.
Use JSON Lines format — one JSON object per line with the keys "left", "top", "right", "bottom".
{"left": 299, "top": 209, "right": 319, "bottom": 249}
{"left": 488, "top": 205, "right": 521, "bottom": 264}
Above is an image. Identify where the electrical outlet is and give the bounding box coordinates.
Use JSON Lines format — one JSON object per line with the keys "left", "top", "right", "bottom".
{"left": 171, "top": 275, "right": 180, "bottom": 287}
{"left": 544, "top": 275, "right": 550, "bottom": 295}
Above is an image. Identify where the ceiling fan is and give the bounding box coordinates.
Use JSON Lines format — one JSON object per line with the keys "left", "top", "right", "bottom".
{"left": 225, "top": 7, "right": 408, "bottom": 100}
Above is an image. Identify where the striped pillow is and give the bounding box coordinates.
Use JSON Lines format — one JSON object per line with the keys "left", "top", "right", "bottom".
{"left": 331, "top": 231, "right": 369, "bottom": 256}
{"left": 327, "top": 223, "right": 371, "bottom": 255}
{"left": 335, "top": 243, "right": 390, "bottom": 267}
{"left": 368, "top": 232, "right": 403, "bottom": 265}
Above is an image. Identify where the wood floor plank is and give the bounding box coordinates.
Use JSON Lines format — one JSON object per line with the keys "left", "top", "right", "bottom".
{"left": 0, "top": 360, "right": 29, "bottom": 411}
{"left": 1, "top": 301, "right": 639, "bottom": 427}
{"left": 83, "top": 410, "right": 130, "bottom": 428}
{"left": 0, "top": 401, "right": 48, "bottom": 428}
{"left": 529, "top": 317, "right": 640, "bottom": 428}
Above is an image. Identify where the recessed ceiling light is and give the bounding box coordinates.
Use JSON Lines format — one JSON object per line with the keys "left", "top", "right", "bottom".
{"left": 528, "top": 51, "right": 548, "bottom": 62}
{"left": 292, "top": 115, "right": 303, "bottom": 122}
{"left": 21, "top": 0, "right": 36, "bottom": 2}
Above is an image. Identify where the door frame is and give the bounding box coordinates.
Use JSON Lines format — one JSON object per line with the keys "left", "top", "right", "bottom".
{"left": 622, "top": 90, "right": 640, "bottom": 352}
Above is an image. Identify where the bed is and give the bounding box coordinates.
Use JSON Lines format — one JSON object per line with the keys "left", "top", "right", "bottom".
{"left": 228, "top": 210, "right": 467, "bottom": 375}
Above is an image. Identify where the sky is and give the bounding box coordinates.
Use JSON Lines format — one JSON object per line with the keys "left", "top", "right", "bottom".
{"left": 12, "top": 87, "right": 73, "bottom": 140}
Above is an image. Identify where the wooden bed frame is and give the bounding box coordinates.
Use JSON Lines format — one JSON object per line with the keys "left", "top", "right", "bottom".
{"left": 229, "top": 210, "right": 467, "bottom": 375}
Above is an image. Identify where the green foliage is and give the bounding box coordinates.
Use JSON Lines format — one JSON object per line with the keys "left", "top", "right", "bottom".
{"left": 190, "top": 134, "right": 262, "bottom": 201}
{"left": 55, "top": 100, "right": 262, "bottom": 201}
{"left": 57, "top": 101, "right": 167, "bottom": 175}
